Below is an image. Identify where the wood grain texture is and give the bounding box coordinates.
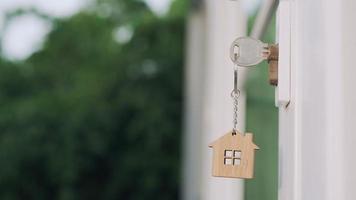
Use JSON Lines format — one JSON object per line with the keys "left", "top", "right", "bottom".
{"left": 268, "top": 44, "right": 279, "bottom": 86}
{"left": 209, "top": 130, "right": 259, "bottom": 179}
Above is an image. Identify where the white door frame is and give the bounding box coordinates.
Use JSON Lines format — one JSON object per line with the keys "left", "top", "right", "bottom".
{"left": 278, "top": 0, "right": 356, "bottom": 200}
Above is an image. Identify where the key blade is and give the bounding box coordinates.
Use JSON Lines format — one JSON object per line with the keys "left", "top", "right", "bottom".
{"left": 230, "top": 37, "right": 269, "bottom": 67}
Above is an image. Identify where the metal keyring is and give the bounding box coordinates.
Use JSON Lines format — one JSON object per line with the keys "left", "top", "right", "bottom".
{"left": 230, "top": 89, "right": 240, "bottom": 99}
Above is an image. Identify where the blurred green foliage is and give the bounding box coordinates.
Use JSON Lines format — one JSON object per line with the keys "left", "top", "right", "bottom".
{"left": 0, "top": 0, "right": 187, "bottom": 199}
{"left": 245, "top": 13, "right": 278, "bottom": 200}
{"left": 0, "top": 0, "right": 278, "bottom": 199}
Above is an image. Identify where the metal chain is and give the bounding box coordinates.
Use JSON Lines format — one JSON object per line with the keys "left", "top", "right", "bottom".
{"left": 231, "top": 64, "right": 240, "bottom": 135}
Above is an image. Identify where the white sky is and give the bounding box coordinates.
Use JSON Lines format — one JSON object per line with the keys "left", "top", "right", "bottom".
{"left": 0, "top": 0, "right": 90, "bottom": 60}
{"left": 0, "top": 0, "right": 172, "bottom": 60}
{"left": 144, "top": 0, "right": 171, "bottom": 16}
{"left": 1, "top": 14, "right": 52, "bottom": 60}
{"left": 0, "top": 0, "right": 258, "bottom": 61}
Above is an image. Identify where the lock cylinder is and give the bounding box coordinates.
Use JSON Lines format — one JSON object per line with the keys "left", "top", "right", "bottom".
{"left": 267, "top": 44, "right": 279, "bottom": 86}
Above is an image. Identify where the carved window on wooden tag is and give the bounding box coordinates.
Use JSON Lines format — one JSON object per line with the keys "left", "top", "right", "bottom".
{"left": 224, "top": 150, "right": 241, "bottom": 166}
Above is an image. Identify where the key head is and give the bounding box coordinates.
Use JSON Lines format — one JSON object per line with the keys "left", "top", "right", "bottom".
{"left": 230, "top": 37, "right": 269, "bottom": 67}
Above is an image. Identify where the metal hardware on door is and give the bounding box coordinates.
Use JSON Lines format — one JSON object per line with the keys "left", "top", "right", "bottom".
{"left": 230, "top": 37, "right": 279, "bottom": 86}
{"left": 267, "top": 44, "right": 278, "bottom": 86}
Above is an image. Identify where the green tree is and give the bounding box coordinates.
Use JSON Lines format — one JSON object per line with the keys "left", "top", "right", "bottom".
{"left": 245, "top": 13, "right": 278, "bottom": 200}
{"left": 0, "top": 0, "right": 187, "bottom": 199}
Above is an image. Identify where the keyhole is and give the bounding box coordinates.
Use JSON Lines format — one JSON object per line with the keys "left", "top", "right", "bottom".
{"left": 233, "top": 45, "right": 239, "bottom": 61}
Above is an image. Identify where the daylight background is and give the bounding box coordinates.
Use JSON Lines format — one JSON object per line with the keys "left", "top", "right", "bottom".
{"left": 0, "top": 0, "right": 277, "bottom": 199}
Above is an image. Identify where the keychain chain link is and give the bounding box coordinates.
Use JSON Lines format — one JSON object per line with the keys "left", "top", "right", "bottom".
{"left": 231, "top": 90, "right": 239, "bottom": 135}
{"left": 231, "top": 64, "right": 240, "bottom": 135}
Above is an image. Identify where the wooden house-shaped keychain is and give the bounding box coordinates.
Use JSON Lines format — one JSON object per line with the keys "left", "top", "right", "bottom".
{"left": 208, "top": 37, "right": 264, "bottom": 179}
{"left": 209, "top": 131, "right": 259, "bottom": 179}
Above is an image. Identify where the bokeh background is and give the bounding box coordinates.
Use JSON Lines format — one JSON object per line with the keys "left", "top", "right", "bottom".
{"left": 0, "top": 0, "right": 277, "bottom": 199}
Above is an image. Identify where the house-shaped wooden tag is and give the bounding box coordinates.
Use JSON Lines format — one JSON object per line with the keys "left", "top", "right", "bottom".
{"left": 209, "top": 130, "right": 259, "bottom": 179}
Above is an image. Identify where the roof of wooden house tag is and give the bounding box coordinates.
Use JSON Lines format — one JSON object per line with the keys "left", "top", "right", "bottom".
{"left": 209, "top": 130, "right": 259, "bottom": 179}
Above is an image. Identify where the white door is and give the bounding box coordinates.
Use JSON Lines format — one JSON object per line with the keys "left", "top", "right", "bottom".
{"left": 278, "top": 0, "right": 356, "bottom": 200}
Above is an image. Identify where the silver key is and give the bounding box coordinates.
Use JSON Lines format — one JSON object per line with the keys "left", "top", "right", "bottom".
{"left": 230, "top": 37, "right": 270, "bottom": 67}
